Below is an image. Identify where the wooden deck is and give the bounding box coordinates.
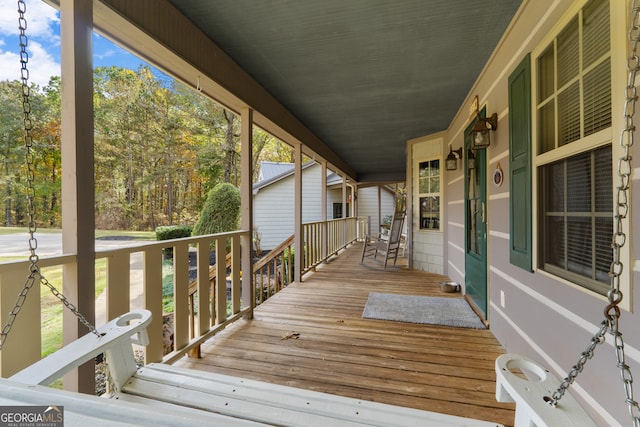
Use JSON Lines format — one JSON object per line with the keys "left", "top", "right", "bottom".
{"left": 173, "top": 243, "right": 515, "bottom": 426}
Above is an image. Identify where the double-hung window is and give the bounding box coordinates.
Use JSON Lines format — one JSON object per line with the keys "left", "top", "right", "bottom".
{"left": 418, "top": 159, "right": 440, "bottom": 230}
{"left": 535, "top": 0, "right": 612, "bottom": 294}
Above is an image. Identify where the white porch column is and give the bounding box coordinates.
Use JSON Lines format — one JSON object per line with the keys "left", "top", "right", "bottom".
{"left": 378, "top": 185, "right": 382, "bottom": 235}
{"left": 294, "top": 144, "right": 303, "bottom": 282}
{"left": 341, "top": 175, "right": 347, "bottom": 217}
{"left": 60, "top": 0, "right": 95, "bottom": 394}
{"left": 320, "top": 161, "right": 327, "bottom": 262}
{"left": 240, "top": 108, "right": 254, "bottom": 318}
{"left": 341, "top": 174, "right": 347, "bottom": 243}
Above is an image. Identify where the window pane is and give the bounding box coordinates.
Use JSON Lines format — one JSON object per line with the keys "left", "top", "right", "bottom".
{"left": 420, "top": 196, "right": 440, "bottom": 229}
{"left": 595, "top": 217, "right": 613, "bottom": 282}
{"left": 566, "top": 151, "right": 591, "bottom": 212}
{"left": 539, "top": 102, "right": 555, "bottom": 154}
{"left": 430, "top": 159, "right": 440, "bottom": 175}
{"left": 538, "top": 46, "right": 555, "bottom": 101}
{"left": 584, "top": 59, "right": 611, "bottom": 136}
{"left": 558, "top": 81, "right": 581, "bottom": 146}
{"left": 429, "top": 176, "right": 439, "bottom": 193}
{"left": 566, "top": 216, "right": 592, "bottom": 277}
{"left": 557, "top": 18, "right": 579, "bottom": 88}
{"left": 544, "top": 215, "right": 565, "bottom": 269}
{"left": 544, "top": 160, "right": 564, "bottom": 212}
{"left": 583, "top": 0, "right": 610, "bottom": 68}
{"left": 594, "top": 146, "right": 612, "bottom": 211}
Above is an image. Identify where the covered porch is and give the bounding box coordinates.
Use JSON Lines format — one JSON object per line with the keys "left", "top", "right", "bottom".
{"left": 174, "top": 244, "right": 515, "bottom": 426}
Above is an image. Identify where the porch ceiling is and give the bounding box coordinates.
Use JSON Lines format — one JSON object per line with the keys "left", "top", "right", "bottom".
{"left": 167, "top": 0, "right": 522, "bottom": 182}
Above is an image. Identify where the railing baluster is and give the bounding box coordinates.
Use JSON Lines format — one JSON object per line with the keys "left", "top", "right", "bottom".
{"left": 196, "top": 239, "right": 210, "bottom": 336}
{"left": 105, "top": 252, "right": 130, "bottom": 322}
{"left": 143, "top": 245, "right": 164, "bottom": 364}
{"left": 215, "top": 237, "right": 227, "bottom": 325}
{"left": 173, "top": 242, "right": 189, "bottom": 352}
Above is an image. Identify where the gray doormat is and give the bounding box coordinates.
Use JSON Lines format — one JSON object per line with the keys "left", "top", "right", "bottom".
{"left": 362, "top": 292, "right": 486, "bottom": 329}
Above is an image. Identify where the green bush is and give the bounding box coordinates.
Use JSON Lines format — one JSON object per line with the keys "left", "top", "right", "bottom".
{"left": 193, "top": 183, "right": 241, "bottom": 236}
{"left": 156, "top": 225, "right": 193, "bottom": 257}
{"left": 155, "top": 225, "right": 193, "bottom": 241}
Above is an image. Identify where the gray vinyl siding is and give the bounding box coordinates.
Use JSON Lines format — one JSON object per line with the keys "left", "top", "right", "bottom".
{"left": 357, "top": 187, "right": 394, "bottom": 235}
{"left": 409, "top": 1, "right": 633, "bottom": 425}
{"left": 254, "top": 163, "right": 323, "bottom": 250}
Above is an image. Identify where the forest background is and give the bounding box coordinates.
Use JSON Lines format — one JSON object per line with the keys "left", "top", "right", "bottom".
{"left": 0, "top": 66, "right": 295, "bottom": 231}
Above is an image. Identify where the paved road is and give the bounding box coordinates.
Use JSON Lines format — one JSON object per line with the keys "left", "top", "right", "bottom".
{"left": 0, "top": 232, "right": 152, "bottom": 325}
{"left": 0, "top": 232, "right": 151, "bottom": 257}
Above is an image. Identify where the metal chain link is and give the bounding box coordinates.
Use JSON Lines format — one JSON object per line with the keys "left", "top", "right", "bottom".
{"left": 547, "top": 2, "right": 640, "bottom": 425}
{"left": 0, "top": 0, "right": 100, "bottom": 352}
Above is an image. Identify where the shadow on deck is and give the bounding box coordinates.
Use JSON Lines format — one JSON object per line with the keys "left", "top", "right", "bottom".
{"left": 172, "top": 243, "right": 515, "bottom": 426}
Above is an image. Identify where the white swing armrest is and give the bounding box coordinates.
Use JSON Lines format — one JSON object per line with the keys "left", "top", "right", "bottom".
{"left": 10, "top": 310, "right": 152, "bottom": 390}
{"left": 495, "top": 353, "right": 598, "bottom": 427}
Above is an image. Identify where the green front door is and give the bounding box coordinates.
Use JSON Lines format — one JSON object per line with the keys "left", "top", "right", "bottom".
{"left": 464, "top": 120, "right": 488, "bottom": 317}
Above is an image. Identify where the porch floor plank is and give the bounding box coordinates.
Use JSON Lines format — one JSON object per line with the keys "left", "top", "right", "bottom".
{"left": 172, "top": 243, "right": 515, "bottom": 426}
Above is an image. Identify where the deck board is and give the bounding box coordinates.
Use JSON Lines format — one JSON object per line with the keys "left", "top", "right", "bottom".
{"left": 173, "top": 243, "right": 515, "bottom": 426}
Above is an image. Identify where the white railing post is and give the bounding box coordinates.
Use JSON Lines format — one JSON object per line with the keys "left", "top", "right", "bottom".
{"left": 321, "top": 161, "right": 328, "bottom": 263}
{"left": 60, "top": 0, "right": 95, "bottom": 393}
{"left": 294, "top": 143, "right": 303, "bottom": 283}
{"left": 240, "top": 108, "right": 254, "bottom": 318}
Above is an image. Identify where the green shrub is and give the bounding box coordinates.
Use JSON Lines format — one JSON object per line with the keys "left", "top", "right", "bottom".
{"left": 155, "top": 225, "right": 193, "bottom": 257}
{"left": 193, "top": 183, "right": 241, "bottom": 236}
{"left": 155, "top": 225, "right": 193, "bottom": 241}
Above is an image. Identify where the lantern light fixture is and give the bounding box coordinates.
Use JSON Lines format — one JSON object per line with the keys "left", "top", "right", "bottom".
{"left": 471, "top": 111, "right": 498, "bottom": 149}
{"left": 445, "top": 146, "right": 463, "bottom": 171}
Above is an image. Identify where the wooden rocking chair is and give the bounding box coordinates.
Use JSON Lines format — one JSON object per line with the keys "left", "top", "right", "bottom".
{"left": 361, "top": 206, "right": 406, "bottom": 268}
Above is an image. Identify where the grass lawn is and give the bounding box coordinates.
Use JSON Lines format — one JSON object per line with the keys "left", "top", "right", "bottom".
{"left": 40, "top": 259, "right": 108, "bottom": 357}
{"left": 0, "top": 226, "right": 155, "bottom": 239}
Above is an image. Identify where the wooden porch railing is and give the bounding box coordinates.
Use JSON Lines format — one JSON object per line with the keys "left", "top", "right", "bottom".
{"left": 0, "top": 230, "right": 249, "bottom": 376}
{"left": 0, "top": 217, "right": 368, "bottom": 378}
{"left": 249, "top": 217, "right": 368, "bottom": 304}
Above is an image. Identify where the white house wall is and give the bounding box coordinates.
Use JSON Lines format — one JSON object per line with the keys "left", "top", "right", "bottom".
{"left": 357, "top": 187, "right": 395, "bottom": 235}
{"left": 254, "top": 163, "right": 323, "bottom": 250}
{"left": 327, "top": 188, "right": 343, "bottom": 219}
{"left": 409, "top": 1, "right": 638, "bottom": 425}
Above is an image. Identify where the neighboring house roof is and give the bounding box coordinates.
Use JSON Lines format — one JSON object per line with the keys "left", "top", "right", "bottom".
{"left": 257, "top": 162, "right": 295, "bottom": 182}
{"left": 253, "top": 161, "right": 316, "bottom": 193}
{"left": 254, "top": 161, "right": 399, "bottom": 196}
{"left": 326, "top": 172, "right": 342, "bottom": 186}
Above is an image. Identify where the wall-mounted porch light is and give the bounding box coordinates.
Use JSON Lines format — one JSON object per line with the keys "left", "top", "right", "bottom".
{"left": 445, "top": 146, "right": 463, "bottom": 171}
{"left": 471, "top": 111, "right": 498, "bottom": 149}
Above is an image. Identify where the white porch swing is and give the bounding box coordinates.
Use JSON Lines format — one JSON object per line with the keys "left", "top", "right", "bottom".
{"left": 0, "top": 2, "right": 506, "bottom": 426}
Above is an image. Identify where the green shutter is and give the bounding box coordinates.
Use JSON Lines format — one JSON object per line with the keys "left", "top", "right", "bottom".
{"left": 509, "top": 54, "right": 532, "bottom": 271}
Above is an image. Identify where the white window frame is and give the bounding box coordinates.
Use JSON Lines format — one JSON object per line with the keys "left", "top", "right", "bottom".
{"left": 416, "top": 157, "right": 442, "bottom": 232}
{"left": 530, "top": 0, "right": 631, "bottom": 310}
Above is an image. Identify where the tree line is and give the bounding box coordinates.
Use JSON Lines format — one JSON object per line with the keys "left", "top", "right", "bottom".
{"left": 0, "top": 66, "right": 294, "bottom": 230}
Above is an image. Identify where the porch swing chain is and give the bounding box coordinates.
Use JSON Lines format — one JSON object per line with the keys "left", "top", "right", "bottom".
{"left": 548, "top": 1, "right": 640, "bottom": 424}
{"left": 0, "top": 0, "right": 100, "bottom": 351}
